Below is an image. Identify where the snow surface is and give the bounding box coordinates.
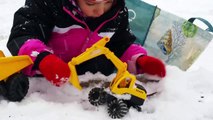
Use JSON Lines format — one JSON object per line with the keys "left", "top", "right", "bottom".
{"left": 0, "top": 0, "right": 213, "bottom": 120}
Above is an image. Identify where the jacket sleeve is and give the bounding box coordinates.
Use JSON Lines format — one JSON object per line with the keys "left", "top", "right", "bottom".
{"left": 7, "top": 0, "right": 55, "bottom": 55}
{"left": 106, "top": 7, "right": 136, "bottom": 58}
{"left": 107, "top": 7, "right": 148, "bottom": 74}
{"left": 120, "top": 44, "right": 147, "bottom": 74}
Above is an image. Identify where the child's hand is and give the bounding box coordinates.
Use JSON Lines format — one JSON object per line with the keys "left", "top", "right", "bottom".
{"left": 35, "top": 52, "right": 70, "bottom": 86}
{"left": 136, "top": 55, "right": 166, "bottom": 78}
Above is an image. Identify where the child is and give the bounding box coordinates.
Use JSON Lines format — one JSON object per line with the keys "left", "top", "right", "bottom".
{"left": 7, "top": 0, "right": 166, "bottom": 87}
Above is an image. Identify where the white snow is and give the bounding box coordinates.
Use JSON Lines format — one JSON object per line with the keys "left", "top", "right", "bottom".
{"left": 1, "top": 0, "right": 213, "bottom": 120}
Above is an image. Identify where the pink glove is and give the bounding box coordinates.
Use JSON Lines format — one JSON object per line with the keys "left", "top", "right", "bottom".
{"left": 35, "top": 52, "right": 70, "bottom": 87}
{"left": 136, "top": 56, "right": 166, "bottom": 78}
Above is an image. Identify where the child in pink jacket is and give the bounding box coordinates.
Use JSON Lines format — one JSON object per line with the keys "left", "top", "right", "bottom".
{"left": 7, "top": 0, "right": 166, "bottom": 87}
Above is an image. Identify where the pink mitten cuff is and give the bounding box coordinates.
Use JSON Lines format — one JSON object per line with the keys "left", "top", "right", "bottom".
{"left": 120, "top": 44, "right": 147, "bottom": 74}
{"left": 18, "top": 39, "right": 52, "bottom": 76}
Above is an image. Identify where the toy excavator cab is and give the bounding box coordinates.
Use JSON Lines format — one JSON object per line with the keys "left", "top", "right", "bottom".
{"left": 68, "top": 37, "right": 147, "bottom": 119}
{"left": 0, "top": 50, "right": 33, "bottom": 101}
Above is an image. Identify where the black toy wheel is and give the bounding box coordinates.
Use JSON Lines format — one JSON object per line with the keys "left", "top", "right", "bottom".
{"left": 88, "top": 87, "right": 107, "bottom": 106}
{"left": 5, "top": 73, "right": 29, "bottom": 101}
{"left": 0, "top": 81, "right": 7, "bottom": 97}
{"left": 107, "top": 99, "right": 129, "bottom": 119}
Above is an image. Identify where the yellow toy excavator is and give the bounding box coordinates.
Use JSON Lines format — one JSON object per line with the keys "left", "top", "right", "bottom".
{"left": 0, "top": 50, "right": 33, "bottom": 101}
{"left": 68, "top": 37, "right": 147, "bottom": 119}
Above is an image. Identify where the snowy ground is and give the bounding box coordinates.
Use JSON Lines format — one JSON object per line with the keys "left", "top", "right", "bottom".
{"left": 0, "top": 0, "right": 213, "bottom": 120}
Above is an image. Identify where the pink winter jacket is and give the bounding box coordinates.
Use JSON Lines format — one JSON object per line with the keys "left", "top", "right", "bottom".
{"left": 18, "top": 27, "right": 147, "bottom": 76}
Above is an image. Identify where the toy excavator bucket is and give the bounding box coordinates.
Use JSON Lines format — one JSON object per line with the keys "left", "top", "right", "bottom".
{"left": 0, "top": 53, "right": 33, "bottom": 81}
{"left": 68, "top": 59, "right": 82, "bottom": 90}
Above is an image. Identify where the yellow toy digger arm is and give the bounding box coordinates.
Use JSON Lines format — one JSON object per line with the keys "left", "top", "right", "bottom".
{"left": 0, "top": 50, "right": 33, "bottom": 81}
{"left": 68, "top": 37, "right": 129, "bottom": 90}
{"left": 68, "top": 37, "right": 111, "bottom": 90}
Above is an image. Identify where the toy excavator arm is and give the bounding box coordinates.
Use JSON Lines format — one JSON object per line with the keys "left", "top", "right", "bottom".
{"left": 0, "top": 50, "right": 33, "bottom": 81}
{"left": 68, "top": 37, "right": 131, "bottom": 90}
{"left": 68, "top": 37, "right": 111, "bottom": 90}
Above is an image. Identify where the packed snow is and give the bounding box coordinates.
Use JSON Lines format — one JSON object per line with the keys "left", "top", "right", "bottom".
{"left": 0, "top": 0, "right": 213, "bottom": 120}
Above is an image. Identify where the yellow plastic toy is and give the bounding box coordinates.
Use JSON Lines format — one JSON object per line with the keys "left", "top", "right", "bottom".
{"left": 68, "top": 37, "right": 147, "bottom": 119}
{"left": 0, "top": 50, "right": 33, "bottom": 101}
{"left": 0, "top": 50, "right": 5, "bottom": 57}
{"left": 0, "top": 51, "right": 33, "bottom": 80}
